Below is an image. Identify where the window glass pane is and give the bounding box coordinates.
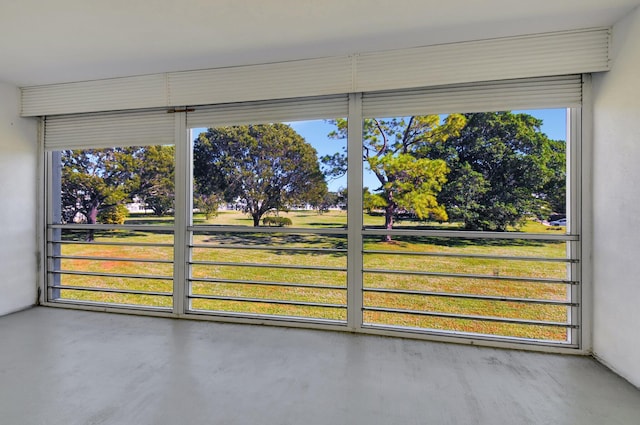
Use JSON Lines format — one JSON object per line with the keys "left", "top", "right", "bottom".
{"left": 360, "top": 111, "right": 567, "bottom": 232}
{"left": 358, "top": 110, "right": 572, "bottom": 342}
{"left": 192, "top": 120, "right": 346, "bottom": 228}
{"left": 48, "top": 145, "right": 175, "bottom": 309}
{"left": 54, "top": 146, "right": 176, "bottom": 226}
{"left": 189, "top": 119, "right": 348, "bottom": 322}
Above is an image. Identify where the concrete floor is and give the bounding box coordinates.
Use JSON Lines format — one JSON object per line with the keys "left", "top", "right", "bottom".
{"left": 1, "top": 308, "right": 639, "bottom": 425}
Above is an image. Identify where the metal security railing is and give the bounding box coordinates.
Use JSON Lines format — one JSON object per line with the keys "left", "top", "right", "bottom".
{"left": 187, "top": 226, "right": 348, "bottom": 324}
{"left": 45, "top": 223, "right": 580, "bottom": 345}
{"left": 46, "top": 224, "right": 174, "bottom": 311}
{"left": 360, "top": 228, "right": 580, "bottom": 345}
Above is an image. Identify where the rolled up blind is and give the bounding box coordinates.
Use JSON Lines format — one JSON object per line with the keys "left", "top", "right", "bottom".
{"left": 44, "top": 109, "right": 175, "bottom": 151}
{"left": 186, "top": 94, "right": 349, "bottom": 128}
{"left": 362, "top": 75, "right": 582, "bottom": 118}
{"left": 22, "top": 28, "right": 607, "bottom": 117}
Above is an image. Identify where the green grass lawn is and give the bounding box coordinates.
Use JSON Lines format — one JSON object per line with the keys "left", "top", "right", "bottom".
{"left": 55, "top": 210, "right": 573, "bottom": 341}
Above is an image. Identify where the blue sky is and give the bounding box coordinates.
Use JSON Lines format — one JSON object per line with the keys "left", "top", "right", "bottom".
{"left": 193, "top": 108, "right": 567, "bottom": 193}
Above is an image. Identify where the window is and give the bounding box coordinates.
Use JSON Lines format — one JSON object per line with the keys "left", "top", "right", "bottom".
{"left": 184, "top": 97, "right": 350, "bottom": 322}
{"left": 356, "top": 110, "right": 576, "bottom": 342}
{"left": 47, "top": 145, "right": 175, "bottom": 309}
{"left": 43, "top": 79, "right": 582, "bottom": 348}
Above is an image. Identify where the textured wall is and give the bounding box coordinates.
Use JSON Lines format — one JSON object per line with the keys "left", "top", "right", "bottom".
{"left": 0, "top": 82, "right": 37, "bottom": 315}
{"left": 592, "top": 6, "right": 640, "bottom": 388}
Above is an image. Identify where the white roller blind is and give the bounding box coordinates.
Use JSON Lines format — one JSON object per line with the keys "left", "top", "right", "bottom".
{"left": 362, "top": 75, "right": 582, "bottom": 118}
{"left": 44, "top": 109, "right": 175, "bottom": 151}
{"left": 187, "top": 95, "right": 349, "bottom": 128}
{"left": 23, "top": 74, "right": 169, "bottom": 117}
{"left": 22, "top": 28, "right": 608, "bottom": 117}
{"left": 170, "top": 57, "right": 353, "bottom": 107}
{"left": 355, "top": 29, "right": 606, "bottom": 93}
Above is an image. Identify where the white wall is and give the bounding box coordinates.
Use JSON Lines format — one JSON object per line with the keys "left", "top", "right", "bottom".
{"left": 592, "top": 6, "right": 640, "bottom": 388}
{"left": 0, "top": 82, "right": 38, "bottom": 316}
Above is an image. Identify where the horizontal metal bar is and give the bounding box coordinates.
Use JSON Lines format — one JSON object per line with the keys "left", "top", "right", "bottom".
{"left": 49, "top": 240, "right": 174, "bottom": 248}
{"left": 363, "top": 250, "right": 575, "bottom": 263}
{"left": 363, "top": 268, "right": 575, "bottom": 284}
{"left": 190, "top": 260, "right": 346, "bottom": 272}
{"left": 189, "top": 277, "right": 347, "bottom": 291}
{"left": 49, "top": 284, "right": 172, "bottom": 297}
{"left": 51, "top": 270, "right": 173, "bottom": 280}
{"left": 48, "top": 298, "right": 173, "bottom": 312}
{"left": 186, "top": 308, "right": 348, "bottom": 326}
{"left": 188, "top": 294, "right": 346, "bottom": 309}
{"left": 363, "top": 306, "right": 577, "bottom": 328}
{"left": 360, "top": 323, "right": 576, "bottom": 347}
{"left": 362, "top": 228, "right": 579, "bottom": 241}
{"left": 49, "top": 224, "right": 174, "bottom": 232}
{"left": 50, "top": 255, "right": 173, "bottom": 264}
{"left": 190, "top": 244, "right": 347, "bottom": 253}
{"left": 189, "top": 225, "right": 348, "bottom": 235}
{"left": 363, "top": 287, "right": 577, "bottom": 306}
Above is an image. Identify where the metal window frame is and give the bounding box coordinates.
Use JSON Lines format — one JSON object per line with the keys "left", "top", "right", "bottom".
{"left": 38, "top": 80, "right": 589, "bottom": 354}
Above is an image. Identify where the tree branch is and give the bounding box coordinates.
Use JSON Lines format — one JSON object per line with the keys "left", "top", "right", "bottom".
{"left": 373, "top": 119, "right": 388, "bottom": 157}
{"left": 401, "top": 116, "right": 415, "bottom": 154}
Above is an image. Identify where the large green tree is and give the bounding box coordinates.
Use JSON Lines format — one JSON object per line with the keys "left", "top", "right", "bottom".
{"left": 129, "top": 145, "right": 175, "bottom": 216}
{"left": 421, "top": 112, "right": 566, "bottom": 231}
{"left": 193, "top": 124, "right": 328, "bottom": 226}
{"left": 60, "top": 148, "right": 135, "bottom": 240}
{"left": 329, "top": 115, "right": 466, "bottom": 240}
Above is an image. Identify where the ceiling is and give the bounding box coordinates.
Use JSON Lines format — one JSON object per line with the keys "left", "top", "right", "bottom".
{"left": 1, "top": 0, "right": 639, "bottom": 87}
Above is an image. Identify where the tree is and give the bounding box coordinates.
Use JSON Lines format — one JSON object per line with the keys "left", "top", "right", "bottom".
{"left": 194, "top": 193, "right": 222, "bottom": 220}
{"left": 328, "top": 115, "right": 466, "bottom": 240}
{"left": 311, "top": 190, "right": 339, "bottom": 214}
{"left": 363, "top": 187, "right": 386, "bottom": 213}
{"left": 130, "top": 145, "right": 175, "bottom": 216}
{"left": 421, "top": 112, "right": 566, "bottom": 231}
{"left": 193, "top": 124, "right": 328, "bottom": 226}
{"left": 98, "top": 204, "right": 129, "bottom": 224}
{"left": 60, "top": 148, "right": 135, "bottom": 240}
{"left": 539, "top": 139, "right": 566, "bottom": 216}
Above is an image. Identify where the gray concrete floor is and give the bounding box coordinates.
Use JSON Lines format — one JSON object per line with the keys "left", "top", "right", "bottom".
{"left": 1, "top": 308, "right": 639, "bottom": 425}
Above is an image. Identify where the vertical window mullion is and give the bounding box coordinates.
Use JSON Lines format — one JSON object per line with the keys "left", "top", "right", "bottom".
{"left": 173, "top": 111, "right": 189, "bottom": 315}
{"left": 576, "top": 73, "right": 593, "bottom": 352}
{"left": 347, "top": 93, "right": 364, "bottom": 330}
{"left": 47, "top": 151, "right": 61, "bottom": 301}
{"left": 568, "top": 104, "right": 584, "bottom": 348}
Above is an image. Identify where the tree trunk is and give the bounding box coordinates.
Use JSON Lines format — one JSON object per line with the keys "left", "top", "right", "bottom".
{"left": 384, "top": 203, "right": 395, "bottom": 242}
{"left": 86, "top": 205, "right": 98, "bottom": 242}
{"left": 252, "top": 213, "right": 261, "bottom": 227}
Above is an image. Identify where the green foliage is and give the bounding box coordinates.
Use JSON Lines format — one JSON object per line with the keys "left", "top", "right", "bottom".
{"left": 539, "top": 139, "right": 566, "bottom": 216}
{"left": 194, "top": 194, "right": 222, "bottom": 220}
{"left": 262, "top": 216, "right": 293, "bottom": 227}
{"left": 363, "top": 187, "right": 386, "bottom": 213}
{"left": 312, "top": 191, "right": 339, "bottom": 214}
{"left": 193, "top": 123, "right": 328, "bottom": 226}
{"left": 60, "top": 148, "right": 134, "bottom": 233}
{"left": 320, "top": 151, "right": 348, "bottom": 180}
{"left": 97, "top": 204, "right": 129, "bottom": 224}
{"left": 330, "top": 111, "right": 565, "bottom": 232}
{"left": 60, "top": 146, "right": 176, "bottom": 240}
{"left": 130, "top": 145, "right": 175, "bottom": 216}
{"left": 330, "top": 115, "right": 466, "bottom": 238}
{"left": 421, "top": 112, "right": 566, "bottom": 231}
{"left": 370, "top": 153, "right": 449, "bottom": 222}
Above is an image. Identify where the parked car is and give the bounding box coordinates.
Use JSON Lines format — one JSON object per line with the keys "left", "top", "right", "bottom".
{"left": 549, "top": 218, "right": 567, "bottom": 226}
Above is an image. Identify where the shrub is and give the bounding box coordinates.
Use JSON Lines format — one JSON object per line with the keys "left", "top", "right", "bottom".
{"left": 98, "top": 205, "right": 129, "bottom": 224}
{"left": 262, "top": 216, "right": 292, "bottom": 227}
{"left": 194, "top": 194, "right": 221, "bottom": 220}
